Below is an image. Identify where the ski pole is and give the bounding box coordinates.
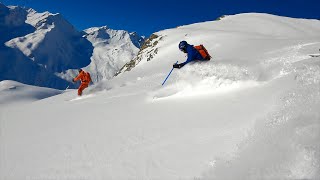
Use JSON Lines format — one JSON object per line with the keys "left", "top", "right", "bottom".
{"left": 162, "top": 61, "right": 178, "bottom": 86}
{"left": 64, "top": 84, "right": 70, "bottom": 93}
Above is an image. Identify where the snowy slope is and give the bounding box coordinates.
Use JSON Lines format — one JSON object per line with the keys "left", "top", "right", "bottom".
{"left": 0, "top": 80, "right": 62, "bottom": 108}
{"left": 1, "top": 13, "right": 320, "bottom": 180}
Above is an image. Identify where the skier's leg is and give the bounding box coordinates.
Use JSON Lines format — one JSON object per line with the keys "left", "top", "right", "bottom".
{"left": 78, "top": 86, "right": 83, "bottom": 96}
{"left": 78, "top": 83, "right": 89, "bottom": 96}
{"left": 78, "top": 84, "right": 86, "bottom": 96}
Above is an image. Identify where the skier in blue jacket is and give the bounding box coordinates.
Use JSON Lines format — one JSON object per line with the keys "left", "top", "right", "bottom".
{"left": 173, "top": 41, "right": 206, "bottom": 69}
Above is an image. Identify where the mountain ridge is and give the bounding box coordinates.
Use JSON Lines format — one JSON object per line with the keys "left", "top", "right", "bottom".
{"left": 0, "top": 3, "right": 145, "bottom": 89}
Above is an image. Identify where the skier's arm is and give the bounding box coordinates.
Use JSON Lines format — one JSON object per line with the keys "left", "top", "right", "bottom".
{"left": 73, "top": 73, "right": 82, "bottom": 82}
{"left": 176, "top": 50, "right": 195, "bottom": 68}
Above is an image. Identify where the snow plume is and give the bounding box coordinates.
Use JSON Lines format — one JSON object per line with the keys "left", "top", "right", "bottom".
{"left": 202, "top": 60, "right": 320, "bottom": 180}
{"left": 176, "top": 62, "right": 259, "bottom": 96}
{"left": 153, "top": 62, "right": 260, "bottom": 99}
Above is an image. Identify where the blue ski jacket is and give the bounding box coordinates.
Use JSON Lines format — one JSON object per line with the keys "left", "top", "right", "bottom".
{"left": 179, "top": 44, "right": 204, "bottom": 67}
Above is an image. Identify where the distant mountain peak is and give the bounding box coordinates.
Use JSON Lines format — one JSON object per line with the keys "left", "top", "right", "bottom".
{"left": 0, "top": 2, "right": 145, "bottom": 89}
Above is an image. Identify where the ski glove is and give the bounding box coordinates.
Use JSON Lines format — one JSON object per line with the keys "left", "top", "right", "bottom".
{"left": 173, "top": 64, "right": 182, "bottom": 69}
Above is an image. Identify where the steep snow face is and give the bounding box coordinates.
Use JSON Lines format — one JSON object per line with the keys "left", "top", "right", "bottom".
{"left": 1, "top": 13, "right": 320, "bottom": 180}
{"left": 57, "top": 26, "right": 144, "bottom": 82}
{"left": 0, "top": 4, "right": 71, "bottom": 89}
{"left": 5, "top": 8, "right": 93, "bottom": 73}
{"left": 0, "top": 5, "right": 35, "bottom": 43}
{"left": 0, "top": 44, "right": 72, "bottom": 89}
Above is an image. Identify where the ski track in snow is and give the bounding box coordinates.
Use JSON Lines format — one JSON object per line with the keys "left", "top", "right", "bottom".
{"left": 69, "top": 94, "right": 96, "bottom": 102}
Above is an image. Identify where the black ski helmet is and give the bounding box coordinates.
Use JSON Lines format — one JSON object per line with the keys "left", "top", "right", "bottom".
{"left": 78, "top": 69, "right": 83, "bottom": 73}
{"left": 179, "top": 41, "right": 188, "bottom": 52}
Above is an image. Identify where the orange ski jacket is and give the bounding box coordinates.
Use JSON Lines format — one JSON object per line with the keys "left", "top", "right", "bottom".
{"left": 73, "top": 71, "right": 91, "bottom": 85}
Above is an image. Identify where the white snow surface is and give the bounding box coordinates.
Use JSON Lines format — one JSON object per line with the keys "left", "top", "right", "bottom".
{"left": 1, "top": 13, "right": 320, "bottom": 180}
{"left": 0, "top": 80, "right": 62, "bottom": 107}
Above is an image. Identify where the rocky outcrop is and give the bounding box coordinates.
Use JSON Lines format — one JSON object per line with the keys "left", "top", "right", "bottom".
{"left": 115, "top": 34, "right": 162, "bottom": 76}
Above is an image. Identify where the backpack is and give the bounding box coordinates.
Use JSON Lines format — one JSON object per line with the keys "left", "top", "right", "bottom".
{"left": 194, "top": 44, "right": 211, "bottom": 60}
{"left": 85, "top": 72, "right": 92, "bottom": 83}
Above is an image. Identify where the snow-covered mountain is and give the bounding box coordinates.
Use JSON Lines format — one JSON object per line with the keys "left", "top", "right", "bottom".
{"left": 0, "top": 3, "right": 34, "bottom": 43}
{"left": 1, "top": 13, "right": 320, "bottom": 180}
{"left": 116, "top": 33, "right": 162, "bottom": 75}
{"left": 6, "top": 8, "right": 93, "bottom": 73}
{"left": 57, "top": 26, "right": 144, "bottom": 83}
{"left": 0, "top": 3, "right": 144, "bottom": 89}
{"left": 0, "top": 4, "right": 71, "bottom": 89}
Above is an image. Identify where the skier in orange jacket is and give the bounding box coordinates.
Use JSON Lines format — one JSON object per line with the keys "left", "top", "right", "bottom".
{"left": 72, "top": 69, "right": 92, "bottom": 96}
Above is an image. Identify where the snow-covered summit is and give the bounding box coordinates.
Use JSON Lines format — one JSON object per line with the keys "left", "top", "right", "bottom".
{"left": 84, "top": 25, "right": 144, "bottom": 48}
{"left": 26, "top": 8, "right": 57, "bottom": 28}
{"left": 5, "top": 7, "right": 92, "bottom": 73}
{"left": 0, "top": 3, "right": 34, "bottom": 43}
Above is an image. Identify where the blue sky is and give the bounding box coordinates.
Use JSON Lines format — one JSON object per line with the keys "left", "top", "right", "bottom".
{"left": 2, "top": 0, "right": 320, "bottom": 37}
